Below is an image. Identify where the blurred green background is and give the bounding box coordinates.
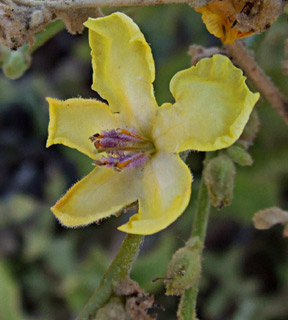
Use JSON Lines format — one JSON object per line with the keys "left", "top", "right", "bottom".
{"left": 0, "top": 4, "right": 288, "bottom": 320}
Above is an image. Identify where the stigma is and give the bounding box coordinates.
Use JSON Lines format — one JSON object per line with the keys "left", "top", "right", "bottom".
{"left": 89, "top": 128, "right": 155, "bottom": 171}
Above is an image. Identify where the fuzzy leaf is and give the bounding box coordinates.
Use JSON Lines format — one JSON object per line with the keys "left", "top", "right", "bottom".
{"left": 253, "top": 207, "right": 288, "bottom": 237}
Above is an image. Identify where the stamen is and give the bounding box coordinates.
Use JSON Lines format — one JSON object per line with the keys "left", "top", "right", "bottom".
{"left": 89, "top": 128, "right": 155, "bottom": 171}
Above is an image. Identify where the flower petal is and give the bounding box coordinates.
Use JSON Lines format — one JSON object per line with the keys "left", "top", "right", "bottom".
{"left": 153, "top": 55, "right": 259, "bottom": 153}
{"left": 46, "top": 98, "right": 118, "bottom": 159}
{"left": 84, "top": 13, "right": 158, "bottom": 136}
{"left": 52, "top": 167, "right": 139, "bottom": 227}
{"left": 118, "top": 152, "right": 192, "bottom": 235}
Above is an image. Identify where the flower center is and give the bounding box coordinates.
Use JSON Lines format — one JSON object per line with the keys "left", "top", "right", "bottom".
{"left": 89, "top": 128, "right": 155, "bottom": 171}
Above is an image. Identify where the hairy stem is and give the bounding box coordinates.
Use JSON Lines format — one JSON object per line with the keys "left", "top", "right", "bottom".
{"left": 225, "top": 40, "right": 288, "bottom": 126}
{"left": 178, "top": 152, "right": 213, "bottom": 320}
{"left": 27, "top": 20, "right": 65, "bottom": 53}
{"left": 76, "top": 234, "right": 144, "bottom": 320}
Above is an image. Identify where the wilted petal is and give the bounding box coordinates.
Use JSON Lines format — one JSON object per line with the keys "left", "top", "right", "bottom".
{"left": 196, "top": 0, "right": 254, "bottom": 43}
{"left": 153, "top": 55, "right": 259, "bottom": 153}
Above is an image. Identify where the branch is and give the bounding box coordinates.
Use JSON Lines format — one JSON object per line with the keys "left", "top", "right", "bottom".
{"left": 225, "top": 40, "right": 288, "bottom": 126}
{"left": 0, "top": 0, "right": 210, "bottom": 51}
{"left": 12, "top": 0, "right": 210, "bottom": 9}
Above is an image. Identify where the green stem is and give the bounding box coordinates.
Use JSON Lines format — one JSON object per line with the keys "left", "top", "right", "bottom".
{"left": 76, "top": 234, "right": 144, "bottom": 320}
{"left": 178, "top": 152, "right": 213, "bottom": 320}
{"left": 25, "top": 19, "right": 65, "bottom": 54}
{"left": 2, "top": 20, "right": 65, "bottom": 80}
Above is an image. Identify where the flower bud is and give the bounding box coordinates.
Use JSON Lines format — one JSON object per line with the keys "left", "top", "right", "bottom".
{"left": 3, "top": 49, "right": 30, "bottom": 80}
{"left": 239, "top": 110, "right": 260, "bottom": 147}
{"left": 165, "top": 237, "right": 202, "bottom": 296}
{"left": 226, "top": 144, "right": 253, "bottom": 166}
{"left": 204, "top": 155, "right": 236, "bottom": 209}
{"left": 179, "top": 150, "right": 191, "bottom": 162}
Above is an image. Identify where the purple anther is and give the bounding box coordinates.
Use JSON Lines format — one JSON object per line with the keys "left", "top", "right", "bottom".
{"left": 90, "top": 127, "right": 147, "bottom": 151}
{"left": 99, "top": 152, "right": 150, "bottom": 170}
{"left": 90, "top": 127, "right": 154, "bottom": 171}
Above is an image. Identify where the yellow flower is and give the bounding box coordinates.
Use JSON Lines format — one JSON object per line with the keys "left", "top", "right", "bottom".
{"left": 197, "top": 0, "right": 279, "bottom": 43}
{"left": 46, "top": 12, "right": 259, "bottom": 235}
